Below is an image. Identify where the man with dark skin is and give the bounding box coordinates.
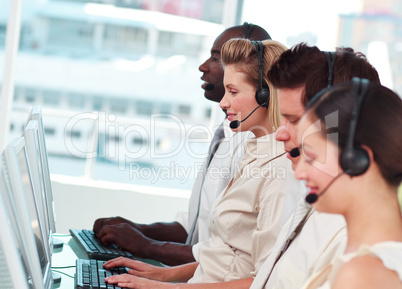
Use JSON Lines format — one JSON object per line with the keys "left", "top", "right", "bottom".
{"left": 92, "top": 23, "right": 271, "bottom": 266}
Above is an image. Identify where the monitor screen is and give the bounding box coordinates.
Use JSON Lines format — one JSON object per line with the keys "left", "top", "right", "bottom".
{"left": 24, "top": 120, "right": 53, "bottom": 252}
{"left": 26, "top": 106, "right": 56, "bottom": 234}
{"left": 2, "top": 137, "right": 53, "bottom": 289}
{"left": 17, "top": 143, "right": 48, "bottom": 271}
{"left": 0, "top": 169, "right": 30, "bottom": 289}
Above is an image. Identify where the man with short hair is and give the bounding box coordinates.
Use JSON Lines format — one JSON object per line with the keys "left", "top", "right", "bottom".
{"left": 250, "top": 43, "right": 380, "bottom": 289}
{"left": 92, "top": 23, "right": 271, "bottom": 266}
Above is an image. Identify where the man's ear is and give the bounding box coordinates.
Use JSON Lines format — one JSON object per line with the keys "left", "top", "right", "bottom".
{"left": 361, "top": 144, "right": 374, "bottom": 163}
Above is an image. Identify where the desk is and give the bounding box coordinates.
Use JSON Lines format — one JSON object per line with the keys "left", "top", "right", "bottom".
{"left": 51, "top": 236, "right": 86, "bottom": 289}
{"left": 51, "top": 235, "right": 163, "bottom": 289}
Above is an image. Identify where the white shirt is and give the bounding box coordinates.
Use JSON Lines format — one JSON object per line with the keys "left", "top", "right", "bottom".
{"left": 176, "top": 119, "right": 250, "bottom": 245}
{"left": 250, "top": 201, "right": 347, "bottom": 289}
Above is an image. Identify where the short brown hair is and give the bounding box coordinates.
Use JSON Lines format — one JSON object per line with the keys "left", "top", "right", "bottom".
{"left": 268, "top": 43, "right": 380, "bottom": 106}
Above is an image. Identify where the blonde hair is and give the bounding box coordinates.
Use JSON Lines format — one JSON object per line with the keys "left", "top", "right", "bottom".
{"left": 221, "top": 39, "right": 287, "bottom": 130}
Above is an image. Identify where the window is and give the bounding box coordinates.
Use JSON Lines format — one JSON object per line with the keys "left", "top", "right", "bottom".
{"left": 204, "top": 107, "right": 211, "bottom": 118}
{"left": 48, "top": 19, "right": 95, "bottom": 50}
{"left": 68, "top": 93, "right": 86, "bottom": 108}
{"left": 93, "top": 97, "right": 104, "bottom": 111}
{"left": 0, "top": 25, "right": 6, "bottom": 48}
{"left": 158, "top": 31, "right": 174, "bottom": 48}
{"left": 178, "top": 104, "right": 191, "bottom": 116}
{"left": 106, "top": 134, "right": 121, "bottom": 143}
{"left": 136, "top": 100, "right": 153, "bottom": 115}
{"left": 8, "top": 0, "right": 399, "bottom": 194}
{"left": 110, "top": 99, "right": 128, "bottom": 114}
{"left": 25, "top": 89, "right": 36, "bottom": 103}
{"left": 43, "top": 90, "right": 60, "bottom": 106}
{"left": 103, "top": 25, "right": 148, "bottom": 54}
{"left": 132, "top": 137, "right": 146, "bottom": 145}
{"left": 44, "top": 127, "right": 56, "bottom": 136}
{"left": 68, "top": 130, "right": 82, "bottom": 138}
{"left": 159, "top": 103, "right": 172, "bottom": 115}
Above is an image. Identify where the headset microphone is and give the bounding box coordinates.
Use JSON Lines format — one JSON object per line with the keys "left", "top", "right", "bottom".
{"left": 229, "top": 102, "right": 267, "bottom": 129}
{"left": 289, "top": 148, "right": 300, "bottom": 158}
{"left": 205, "top": 82, "right": 223, "bottom": 91}
{"left": 305, "top": 171, "right": 347, "bottom": 204}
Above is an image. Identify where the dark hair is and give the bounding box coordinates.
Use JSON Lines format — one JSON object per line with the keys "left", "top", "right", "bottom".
{"left": 307, "top": 81, "right": 402, "bottom": 186}
{"left": 268, "top": 43, "right": 380, "bottom": 106}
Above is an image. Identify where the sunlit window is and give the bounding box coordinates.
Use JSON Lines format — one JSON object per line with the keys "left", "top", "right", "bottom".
{"left": 1, "top": 0, "right": 401, "bottom": 194}
{"left": 48, "top": 20, "right": 95, "bottom": 50}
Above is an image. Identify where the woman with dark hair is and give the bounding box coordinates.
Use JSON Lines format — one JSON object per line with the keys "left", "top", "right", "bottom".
{"left": 295, "top": 78, "right": 402, "bottom": 289}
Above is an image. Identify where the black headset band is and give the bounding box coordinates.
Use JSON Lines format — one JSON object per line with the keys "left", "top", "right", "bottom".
{"left": 251, "top": 41, "right": 265, "bottom": 93}
{"left": 323, "top": 51, "right": 336, "bottom": 87}
{"left": 345, "top": 77, "right": 369, "bottom": 151}
{"left": 243, "top": 22, "right": 254, "bottom": 39}
{"left": 306, "top": 51, "right": 337, "bottom": 109}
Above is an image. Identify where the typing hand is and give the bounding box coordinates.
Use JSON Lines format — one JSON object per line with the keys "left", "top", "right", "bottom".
{"left": 93, "top": 216, "right": 136, "bottom": 234}
{"left": 96, "top": 223, "right": 151, "bottom": 258}
{"left": 104, "top": 257, "right": 167, "bottom": 281}
{"left": 105, "top": 273, "right": 170, "bottom": 289}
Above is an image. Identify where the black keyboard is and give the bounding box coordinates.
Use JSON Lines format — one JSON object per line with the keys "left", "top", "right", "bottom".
{"left": 70, "top": 229, "right": 134, "bottom": 260}
{"left": 76, "top": 259, "right": 127, "bottom": 289}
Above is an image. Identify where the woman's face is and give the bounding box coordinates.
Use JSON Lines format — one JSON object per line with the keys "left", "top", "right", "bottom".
{"left": 294, "top": 114, "right": 348, "bottom": 213}
{"left": 219, "top": 64, "right": 270, "bottom": 137}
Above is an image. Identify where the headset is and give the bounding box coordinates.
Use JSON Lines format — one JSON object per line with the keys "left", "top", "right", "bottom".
{"left": 292, "top": 51, "right": 339, "bottom": 159}
{"left": 243, "top": 22, "right": 254, "bottom": 39}
{"left": 304, "top": 79, "right": 371, "bottom": 204}
{"left": 339, "top": 77, "right": 370, "bottom": 176}
{"left": 243, "top": 21, "right": 272, "bottom": 40}
{"left": 324, "top": 51, "right": 336, "bottom": 87}
{"left": 305, "top": 51, "right": 337, "bottom": 108}
{"left": 251, "top": 40, "right": 270, "bottom": 108}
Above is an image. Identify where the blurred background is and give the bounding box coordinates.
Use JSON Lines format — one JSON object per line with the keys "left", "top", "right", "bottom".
{"left": 0, "top": 0, "right": 401, "bottom": 192}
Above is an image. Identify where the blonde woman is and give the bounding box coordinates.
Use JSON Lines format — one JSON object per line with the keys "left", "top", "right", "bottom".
{"left": 103, "top": 39, "right": 303, "bottom": 289}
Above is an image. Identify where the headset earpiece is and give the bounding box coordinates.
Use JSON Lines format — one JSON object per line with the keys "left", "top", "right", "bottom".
{"left": 251, "top": 41, "right": 270, "bottom": 108}
{"left": 340, "top": 147, "right": 370, "bottom": 177}
{"left": 255, "top": 86, "right": 270, "bottom": 107}
{"left": 339, "top": 78, "right": 370, "bottom": 176}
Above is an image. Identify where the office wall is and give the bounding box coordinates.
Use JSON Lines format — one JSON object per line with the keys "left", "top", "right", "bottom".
{"left": 51, "top": 175, "right": 190, "bottom": 233}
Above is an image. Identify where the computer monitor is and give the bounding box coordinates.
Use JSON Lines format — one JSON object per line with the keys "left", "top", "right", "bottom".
{"left": 23, "top": 120, "right": 53, "bottom": 252}
{"left": 2, "top": 137, "right": 53, "bottom": 289}
{"left": 0, "top": 167, "right": 31, "bottom": 289}
{"left": 25, "top": 106, "right": 57, "bottom": 236}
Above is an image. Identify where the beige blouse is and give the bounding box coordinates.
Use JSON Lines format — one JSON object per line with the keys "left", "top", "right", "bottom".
{"left": 188, "top": 133, "right": 304, "bottom": 283}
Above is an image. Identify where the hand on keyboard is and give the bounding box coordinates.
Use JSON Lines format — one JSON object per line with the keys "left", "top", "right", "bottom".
{"left": 103, "top": 257, "right": 168, "bottom": 282}
{"left": 104, "top": 272, "right": 169, "bottom": 289}
{"left": 73, "top": 229, "right": 134, "bottom": 260}
{"left": 77, "top": 259, "right": 128, "bottom": 289}
{"left": 93, "top": 217, "right": 139, "bottom": 235}
{"left": 95, "top": 223, "right": 151, "bottom": 259}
